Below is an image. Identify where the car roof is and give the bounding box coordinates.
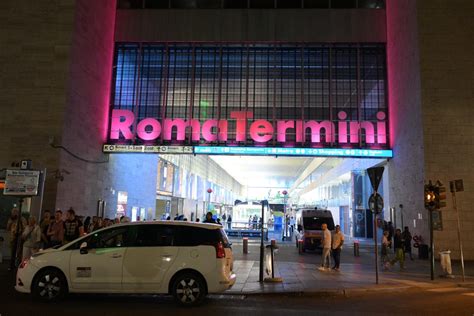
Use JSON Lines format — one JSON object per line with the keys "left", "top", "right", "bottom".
{"left": 117, "top": 220, "right": 223, "bottom": 230}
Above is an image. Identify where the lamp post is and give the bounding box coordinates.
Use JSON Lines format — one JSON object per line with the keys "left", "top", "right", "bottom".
{"left": 207, "top": 188, "right": 213, "bottom": 213}
{"left": 282, "top": 190, "right": 288, "bottom": 241}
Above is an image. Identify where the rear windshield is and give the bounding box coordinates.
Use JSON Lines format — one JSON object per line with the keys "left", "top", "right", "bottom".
{"left": 303, "top": 216, "right": 335, "bottom": 231}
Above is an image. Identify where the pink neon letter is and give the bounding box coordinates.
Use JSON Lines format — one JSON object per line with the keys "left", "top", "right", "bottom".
{"left": 296, "top": 121, "right": 335, "bottom": 143}
{"left": 250, "top": 120, "right": 273, "bottom": 143}
{"left": 277, "top": 121, "right": 294, "bottom": 142}
{"left": 338, "top": 111, "right": 348, "bottom": 143}
{"left": 110, "top": 109, "right": 134, "bottom": 140}
{"left": 231, "top": 111, "right": 253, "bottom": 142}
{"left": 376, "top": 111, "right": 387, "bottom": 144}
{"left": 202, "top": 120, "right": 228, "bottom": 142}
{"left": 163, "top": 119, "right": 187, "bottom": 141}
{"left": 349, "top": 122, "right": 375, "bottom": 144}
{"left": 137, "top": 118, "right": 161, "bottom": 141}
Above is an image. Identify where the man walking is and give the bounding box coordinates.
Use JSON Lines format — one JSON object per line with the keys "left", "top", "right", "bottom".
{"left": 402, "top": 226, "right": 414, "bottom": 260}
{"left": 318, "top": 223, "right": 331, "bottom": 271}
{"left": 390, "top": 228, "right": 405, "bottom": 270}
{"left": 331, "top": 225, "right": 344, "bottom": 271}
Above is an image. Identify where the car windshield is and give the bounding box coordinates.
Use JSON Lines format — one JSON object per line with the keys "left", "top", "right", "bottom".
{"left": 303, "top": 216, "right": 335, "bottom": 230}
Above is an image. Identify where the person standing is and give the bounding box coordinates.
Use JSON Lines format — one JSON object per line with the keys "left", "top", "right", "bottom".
{"left": 331, "top": 225, "right": 344, "bottom": 271}
{"left": 47, "top": 210, "right": 64, "bottom": 247}
{"left": 21, "top": 216, "right": 41, "bottom": 260}
{"left": 390, "top": 229, "right": 405, "bottom": 270}
{"left": 203, "top": 211, "right": 217, "bottom": 224}
{"left": 381, "top": 230, "right": 391, "bottom": 270}
{"left": 63, "top": 208, "right": 84, "bottom": 244}
{"left": 387, "top": 221, "right": 395, "bottom": 249}
{"left": 7, "top": 208, "right": 27, "bottom": 270}
{"left": 402, "top": 226, "right": 414, "bottom": 260}
{"left": 227, "top": 214, "right": 232, "bottom": 230}
{"left": 39, "top": 210, "right": 52, "bottom": 249}
{"left": 318, "top": 223, "right": 332, "bottom": 271}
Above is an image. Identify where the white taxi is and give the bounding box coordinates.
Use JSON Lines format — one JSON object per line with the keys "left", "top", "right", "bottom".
{"left": 15, "top": 221, "right": 235, "bottom": 305}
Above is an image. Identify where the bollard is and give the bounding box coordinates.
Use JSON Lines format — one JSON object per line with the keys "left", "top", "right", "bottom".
{"left": 271, "top": 239, "right": 276, "bottom": 248}
{"left": 354, "top": 240, "right": 360, "bottom": 257}
{"left": 439, "top": 250, "right": 454, "bottom": 278}
{"left": 243, "top": 237, "right": 249, "bottom": 254}
{"left": 298, "top": 239, "right": 304, "bottom": 254}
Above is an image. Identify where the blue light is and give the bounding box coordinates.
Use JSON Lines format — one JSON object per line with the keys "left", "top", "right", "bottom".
{"left": 193, "top": 146, "right": 393, "bottom": 158}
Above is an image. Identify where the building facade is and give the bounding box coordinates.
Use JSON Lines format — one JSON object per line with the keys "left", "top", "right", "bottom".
{"left": 0, "top": 0, "right": 472, "bottom": 259}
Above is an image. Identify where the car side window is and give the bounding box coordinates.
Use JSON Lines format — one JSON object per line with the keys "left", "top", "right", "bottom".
{"left": 88, "top": 227, "right": 131, "bottom": 249}
{"left": 176, "top": 226, "right": 219, "bottom": 246}
{"left": 132, "top": 225, "right": 175, "bottom": 247}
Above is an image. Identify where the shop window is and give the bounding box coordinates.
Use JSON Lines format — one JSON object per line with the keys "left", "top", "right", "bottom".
{"left": 170, "top": 0, "right": 198, "bottom": 8}
{"left": 303, "top": 0, "right": 329, "bottom": 8}
{"left": 330, "top": 0, "right": 356, "bottom": 8}
{"left": 223, "top": 0, "right": 248, "bottom": 8}
{"left": 249, "top": 0, "right": 275, "bottom": 9}
{"left": 358, "top": 0, "right": 385, "bottom": 9}
{"left": 145, "top": 0, "right": 170, "bottom": 8}
{"left": 197, "top": 0, "right": 222, "bottom": 8}
{"left": 276, "top": 0, "right": 302, "bottom": 8}
{"left": 117, "top": 0, "right": 144, "bottom": 9}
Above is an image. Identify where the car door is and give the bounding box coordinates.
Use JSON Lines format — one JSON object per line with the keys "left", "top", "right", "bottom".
{"left": 122, "top": 224, "right": 179, "bottom": 292}
{"left": 69, "top": 226, "right": 131, "bottom": 291}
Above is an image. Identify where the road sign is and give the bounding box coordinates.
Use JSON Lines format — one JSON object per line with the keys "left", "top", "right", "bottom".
{"left": 432, "top": 210, "right": 443, "bottom": 231}
{"left": 4, "top": 169, "right": 40, "bottom": 196}
{"left": 367, "top": 167, "right": 384, "bottom": 192}
{"left": 368, "top": 193, "right": 384, "bottom": 214}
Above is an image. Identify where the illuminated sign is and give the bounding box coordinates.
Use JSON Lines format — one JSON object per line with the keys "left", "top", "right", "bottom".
{"left": 193, "top": 146, "right": 393, "bottom": 158}
{"left": 4, "top": 170, "right": 41, "bottom": 196}
{"left": 109, "top": 109, "right": 388, "bottom": 147}
{"left": 103, "top": 145, "right": 393, "bottom": 158}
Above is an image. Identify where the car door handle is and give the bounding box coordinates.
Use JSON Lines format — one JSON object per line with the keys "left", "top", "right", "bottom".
{"left": 111, "top": 253, "right": 122, "bottom": 258}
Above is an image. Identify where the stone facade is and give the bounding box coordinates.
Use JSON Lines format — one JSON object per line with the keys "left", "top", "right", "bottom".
{"left": 417, "top": 0, "right": 474, "bottom": 259}
{"left": 0, "top": 0, "right": 76, "bottom": 214}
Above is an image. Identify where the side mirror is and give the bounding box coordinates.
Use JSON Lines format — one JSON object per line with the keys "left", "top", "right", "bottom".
{"left": 80, "top": 241, "right": 88, "bottom": 254}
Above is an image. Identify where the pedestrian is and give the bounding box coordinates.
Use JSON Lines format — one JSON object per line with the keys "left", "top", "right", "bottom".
{"left": 222, "top": 213, "right": 227, "bottom": 222}
{"left": 402, "top": 226, "right": 414, "bottom": 260}
{"left": 203, "top": 211, "right": 216, "bottom": 224}
{"left": 47, "top": 210, "right": 64, "bottom": 248}
{"left": 318, "top": 223, "right": 332, "bottom": 271}
{"left": 331, "top": 225, "right": 344, "bottom": 271}
{"left": 21, "top": 216, "right": 41, "bottom": 260}
{"left": 390, "top": 229, "right": 405, "bottom": 270}
{"left": 252, "top": 215, "right": 258, "bottom": 229}
{"left": 381, "top": 230, "right": 391, "bottom": 270}
{"left": 387, "top": 221, "right": 394, "bottom": 249}
{"left": 7, "top": 208, "right": 27, "bottom": 270}
{"left": 289, "top": 216, "right": 296, "bottom": 237}
{"left": 83, "top": 216, "right": 91, "bottom": 234}
{"left": 227, "top": 214, "right": 232, "bottom": 230}
{"left": 39, "top": 210, "right": 52, "bottom": 249}
{"left": 63, "top": 208, "right": 84, "bottom": 244}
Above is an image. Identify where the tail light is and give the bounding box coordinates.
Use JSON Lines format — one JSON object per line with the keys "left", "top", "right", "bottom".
{"left": 215, "top": 241, "right": 226, "bottom": 258}
{"left": 19, "top": 258, "right": 29, "bottom": 269}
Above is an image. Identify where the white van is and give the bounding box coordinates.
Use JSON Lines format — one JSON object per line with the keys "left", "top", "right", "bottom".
{"left": 295, "top": 208, "right": 335, "bottom": 252}
{"left": 15, "top": 221, "right": 235, "bottom": 306}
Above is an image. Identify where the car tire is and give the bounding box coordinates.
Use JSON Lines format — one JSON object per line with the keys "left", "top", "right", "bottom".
{"left": 32, "top": 268, "right": 68, "bottom": 302}
{"left": 171, "top": 272, "right": 206, "bottom": 306}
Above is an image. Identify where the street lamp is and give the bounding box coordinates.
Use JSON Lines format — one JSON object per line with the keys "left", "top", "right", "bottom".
{"left": 207, "top": 188, "right": 213, "bottom": 212}
{"left": 282, "top": 190, "right": 288, "bottom": 240}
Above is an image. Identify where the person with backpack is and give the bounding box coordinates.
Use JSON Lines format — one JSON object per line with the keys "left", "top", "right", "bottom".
{"left": 63, "top": 208, "right": 84, "bottom": 244}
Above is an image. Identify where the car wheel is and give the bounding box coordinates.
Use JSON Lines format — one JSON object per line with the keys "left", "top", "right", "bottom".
{"left": 171, "top": 272, "right": 206, "bottom": 306}
{"left": 32, "top": 268, "right": 67, "bottom": 301}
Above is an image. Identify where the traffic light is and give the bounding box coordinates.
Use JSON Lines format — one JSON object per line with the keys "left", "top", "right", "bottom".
{"left": 424, "top": 183, "right": 436, "bottom": 209}
{"left": 434, "top": 182, "right": 447, "bottom": 209}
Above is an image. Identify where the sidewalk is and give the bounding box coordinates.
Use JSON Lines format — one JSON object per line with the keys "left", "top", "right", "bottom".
{"left": 227, "top": 240, "right": 474, "bottom": 296}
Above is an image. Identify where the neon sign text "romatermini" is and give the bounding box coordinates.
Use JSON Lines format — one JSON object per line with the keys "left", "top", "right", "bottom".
{"left": 110, "top": 110, "right": 387, "bottom": 145}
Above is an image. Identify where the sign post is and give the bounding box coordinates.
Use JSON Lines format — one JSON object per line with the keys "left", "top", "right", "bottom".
{"left": 367, "top": 167, "right": 385, "bottom": 285}
{"left": 450, "top": 179, "right": 465, "bottom": 282}
{"left": 259, "top": 200, "right": 267, "bottom": 283}
{"left": 4, "top": 168, "right": 41, "bottom": 269}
